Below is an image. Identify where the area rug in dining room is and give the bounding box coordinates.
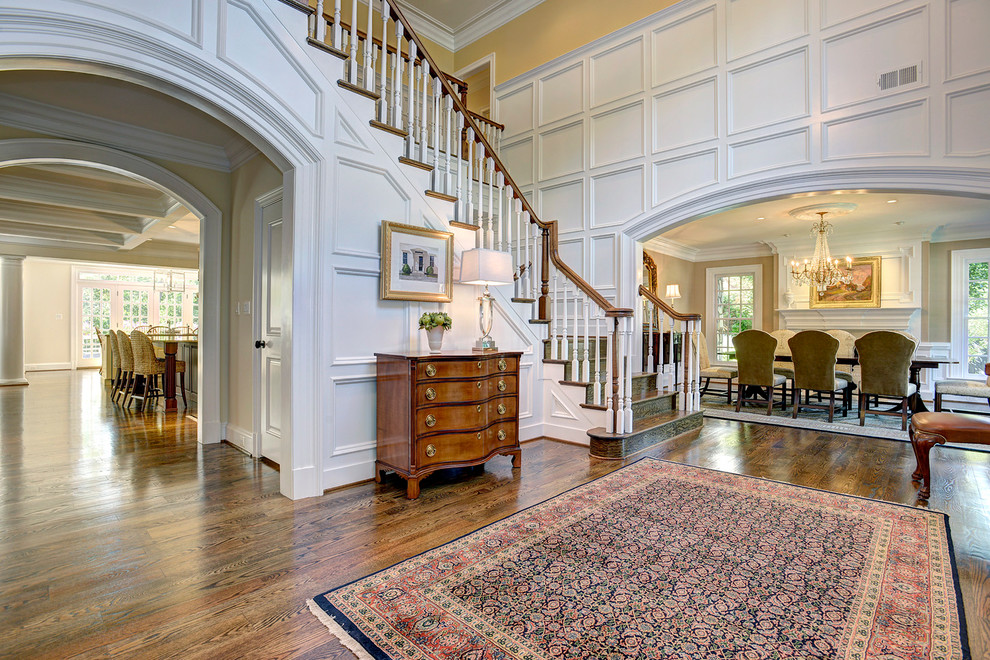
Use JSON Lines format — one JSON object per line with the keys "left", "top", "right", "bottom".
{"left": 309, "top": 458, "right": 969, "bottom": 660}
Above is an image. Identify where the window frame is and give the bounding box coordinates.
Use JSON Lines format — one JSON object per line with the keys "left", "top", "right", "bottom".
{"left": 705, "top": 264, "right": 763, "bottom": 365}
{"left": 950, "top": 247, "right": 990, "bottom": 379}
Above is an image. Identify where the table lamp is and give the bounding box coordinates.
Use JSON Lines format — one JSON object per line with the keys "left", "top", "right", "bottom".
{"left": 459, "top": 248, "right": 513, "bottom": 351}
{"left": 665, "top": 284, "right": 681, "bottom": 305}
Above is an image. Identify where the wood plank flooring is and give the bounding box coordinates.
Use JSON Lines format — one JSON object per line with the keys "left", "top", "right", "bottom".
{"left": 2, "top": 370, "right": 988, "bottom": 658}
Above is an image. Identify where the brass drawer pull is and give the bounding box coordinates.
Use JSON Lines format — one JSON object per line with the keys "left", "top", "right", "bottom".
{"left": 477, "top": 381, "right": 483, "bottom": 389}
{"left": 497, "top": 429, "right": 507, "bottom": 441}
{"left": 425, "top": 364, "right": 437, "bottom": 377}
{"left": 497, "top": 358, "right": 507, "bottom": 371}
{"left": 425, "top": 444, "right": 437, "bottom": 457}
{"left": 477, "top": 433, "right": 481, "bottom": 439}
{"left": 477, "top": 405, "right": 482, "bottom": 413}
{"left": 497, "top": 380, "right": 506, "bottom": 392}
{"left": 425, "top": 387, "right": 437, "bottom": 401}
{"left": 477, "top": 361, "right": 483, "bottom": 369}
{"left": 497, "top": 403, "right": 506, "bottom": 415}
{"left": 425, "top": 414, "right": 437, "bottom": 427}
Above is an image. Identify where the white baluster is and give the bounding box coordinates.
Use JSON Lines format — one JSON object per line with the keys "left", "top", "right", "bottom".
{"left": 465, "top": 128, "right": 474, "bottom": 224}
{"left": 582, "top": 299, "right": 590, "bottom": 383}
{"left": 495, "top": 172, "right": 505, "bottom": 252}
{"left": 647, "top": 300, "right": 654, "bottom": 374}
{"left": 315, "top": 0, "right": 326, "bottom": 41}
{"left": 605, "top": 319, "right": 614, "bottom": 433}
{"left": 442, "top": 96, "right": 453, "bottom": 194}
{"left": 665, "top": 312, "right": 674, "bottom": 392}
{"left": 476, "top": 143, "right": 485, "bottom": 227}
{"left": 378, "top": 2, "right": 389, "bottom": 121}
{"left": 419, "top": 60, "right": 429, "bottom": 162}
{"left": 519, "top": 205, "right": 528, "bottom": 297}
{"left": 405, "top": 41, "right": 417, "bottom": 155}
{"left": 625, "top": 317, "right": 633, "bottom": 431}
{"left": 692, "top": 321, "right": 701, "bottom": 411}
{"left": 348, "top": 0, "right": 358, "bottom": 84}
{"left": 486, "top": 159, "right": 495, "bottom": 248}
{"left": 332, "top": 0, "right": 341, "bottom": 49}
{"left": 454, "top": 111, "right": 463, "bottom": 219}
{"left": 615, "top": 321, "right": 625, "bottom": 434}
{"left": 431, "top": 80, "right": 441, "bottom": 189}
{"left": 392, "top": 21, "right": 402, "bottom": 126}
{"left": 571, "top": 293, "right": 579, "bottom": 382}
{"left": 530, "top": 220, "right": 538, "bottom": 302}
{"left": 551, "top": 273, "right": 558, "bottom": 360}
{"left": 363, "top": 0, "right": 374, "bottom": 89}
{"left": 594, "top": 314, "right": 602, "bottom": 405}
{"left": 677, "top": 320, "right": 685, "bottom": 411}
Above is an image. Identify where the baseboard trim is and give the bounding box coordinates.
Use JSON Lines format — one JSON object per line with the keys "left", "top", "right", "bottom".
{"left": 225, "top": 423, "right": 256, "bottom": 457}
{"left": 25, "top": 362, "right": 71, "bottom": 372}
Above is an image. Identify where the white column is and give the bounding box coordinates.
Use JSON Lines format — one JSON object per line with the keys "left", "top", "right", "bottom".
{"left": 0, "top": 255, "right": 27, "bottom": 386}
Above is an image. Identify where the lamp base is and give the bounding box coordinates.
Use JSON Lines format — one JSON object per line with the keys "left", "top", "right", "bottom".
{"left": 473, "top": 336, "right": 498, "bottom": 352}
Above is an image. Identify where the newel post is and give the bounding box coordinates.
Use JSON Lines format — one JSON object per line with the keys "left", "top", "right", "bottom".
{"left": 538, "top": 224, "right": 551, "bottom": 321}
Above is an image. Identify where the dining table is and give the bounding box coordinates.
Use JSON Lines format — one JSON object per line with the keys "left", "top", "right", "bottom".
{"left": 149, "top": 333, "right": 197, "bottom": 412}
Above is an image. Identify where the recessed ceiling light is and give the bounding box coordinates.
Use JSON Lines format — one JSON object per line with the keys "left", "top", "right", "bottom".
{"left": 894, "top": 221, "right": 905, "bottom": 226}
{"left": 756, "top": 217, "right": 765, "bottom": 220}
{"left": 886, "top": 199, "right": 898, "bottom": 203}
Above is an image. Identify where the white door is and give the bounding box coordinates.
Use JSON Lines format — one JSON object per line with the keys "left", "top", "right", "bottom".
{"left": 256, "top": 190, "right": 284, "bottom": 464}
{"left": 78, "top": 285, "right": 113, "bottom": 368}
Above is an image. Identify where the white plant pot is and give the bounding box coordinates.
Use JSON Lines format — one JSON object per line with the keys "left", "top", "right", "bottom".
{"left": 426, "top": 327, "right": 445, "bottom": 353}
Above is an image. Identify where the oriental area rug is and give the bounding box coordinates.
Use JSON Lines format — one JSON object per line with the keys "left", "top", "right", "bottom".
{"left": 309, "top": 458, "right": 970, "bottom": 660}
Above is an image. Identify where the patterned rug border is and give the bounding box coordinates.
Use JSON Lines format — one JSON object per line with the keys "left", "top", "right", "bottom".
{"left": 310, "top": 457, "right": 972, "bottom": 660}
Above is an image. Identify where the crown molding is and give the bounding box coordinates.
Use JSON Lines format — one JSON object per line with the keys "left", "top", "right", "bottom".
{"left": 454, "top": 0, "right": 545, "bottom": 50}
{"left": 393, "top": 1, "right": 456, "bottom": 51}
{"left": 643, "top": 236, "right": 699, "bottom": 262}
{"left": 930, "top": 220, "right": 990, "bottom": 243}
{"left": 693, "top": 243, "right": 775, "bottom": 262}
{"left": 0, "top": 92, "right": 235, "bottom": 172}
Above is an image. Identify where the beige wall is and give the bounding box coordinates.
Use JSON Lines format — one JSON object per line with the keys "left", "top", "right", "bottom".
{"left": 463, "top": 67, "right": 491, "bottom": 117}
{"left": 23, "top": 259, "right": 73, "bottom": 368}
{"left": 925, "top": 237, "right": 990, "bottom": 342}
{"left": 226, "top": 154, "right": 283, "bottom": 436}
{"left": 455, "top": 0, "right": 679, "bottom": 86}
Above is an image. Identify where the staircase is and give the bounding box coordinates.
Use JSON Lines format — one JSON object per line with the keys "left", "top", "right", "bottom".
{"left": 287, "top": 0, "right": 704, "bottom": 457}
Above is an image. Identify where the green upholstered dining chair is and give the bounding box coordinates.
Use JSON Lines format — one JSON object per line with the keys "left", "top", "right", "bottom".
{"left": 788, "top": 330, "right": 851, "bottom": 423}
{"left": 826, "top": 329, "right": 857, "bottom": 385}
{"left": 854, "top": 330, "right": 918, "bottom": 430}
{"left": 769, "top": 329, "right": 796, "bottom": 387}
{"left": 732, "top": 329, "right": 787, "bottom": 415}
{"left": 698, "top": 332, "right": 737, "bottom": 404}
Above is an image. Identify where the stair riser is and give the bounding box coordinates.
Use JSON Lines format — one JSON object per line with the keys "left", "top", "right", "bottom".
{"left": 632, "top": 393, "right": 675, "bottom": 418}
{"left": 544, "top": 339, "right": 608, "bottom": 362}
{"left": 589, "top": 411, "right": 703, "bottom": 459}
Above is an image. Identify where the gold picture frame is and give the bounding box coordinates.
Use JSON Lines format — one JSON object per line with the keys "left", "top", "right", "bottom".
{"left": 380, "top": 221, "right": 453, "bottom": 302}
{"left": 809, "top": 256, "right": 882, "bottom": 308}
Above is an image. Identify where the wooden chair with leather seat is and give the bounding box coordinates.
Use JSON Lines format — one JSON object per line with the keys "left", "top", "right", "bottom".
{"left": 128, "top": 330, "right": 165, "bottom": 411}
{"left": 114, "top": 330, "right": 136, "bottom": 405}
{"left": 732, "top": 329, "right": 787, "bottom": 415}
{"left": 855, "top": 330, "right": 918, "bottom": 430}
{"left": 697, "top": 332, "right": 737, "bottom": 404}
{"left": 788, "top": 330, "right": 851, "bottom": 423}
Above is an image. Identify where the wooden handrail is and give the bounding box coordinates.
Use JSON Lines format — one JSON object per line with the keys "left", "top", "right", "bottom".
{"left": 639, "top": 285, "right": 701, "bottom": 322}
{"left": 466, "top": 108, "right": 505, "bottom": 132}
{"left": 387, "top": 0, "right": 631, "bottom": 318}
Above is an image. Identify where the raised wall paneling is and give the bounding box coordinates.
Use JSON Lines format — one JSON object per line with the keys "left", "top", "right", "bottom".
{"left": 518, "top": 362, "right": 534, "bottom": 419}
{"left": 591, "top": 234, "right": 617, "bottom": 288}
{"left": 822, "top": 0, "right": 900, "bottom": 28}
{"left": 591, "top": 101, "right": 645, "bottom": 168}
{"left": 220, "top": 0, "right": 321, "bottom": 133}
{"left": 947, "top": 85, "right": 990, "bottom": 156}
{"left": 652, "top": 149, "right": 718, "bottom": 205}
{"left": 728, "top": 48, "right": 809, "bottom": 134}
{"left": 651, "top": 6, "right": 718, "bottom": 87}
{"left": 331, "top": 268, "right": 408, "bottom": 364}
{"left": 727, "top": 0, "right": 807, "bottom": 61}
{"left": 823, "top": 100, "right": 929, "bottom": 160}
{"left": 558, "top": 237, "right": 585, "bottom": 279}
{"left": 334, "top": 109, "right": 371, "bottom": 152}
{"left": 539, "top": 180, "right": 585, "bottom": 234}
{"left": 948, "top": 0, "right": 990, "bottom": 80}
{"left": 332, "top": 159, "right": 410, "bottom": 258}
{"left": 590, "top": 37, "right": 645, "bottom": 108}
{"left": 330, "top": 375, "right": 377, "bottom": 455}
{"left": 728, "top": 128, "right": 810, "bottom": 177}
{"left": 539, "top": 63, "right": 585, "bottom": 126}
{"left": 653, "top": 77, "right": 718, "bottom": 152}
{"left": 591, "top": 167, "right": 645, "bottom": 228}
{"left": 501, "top": 137, "right": 535, "bottom": 187}
{"left": 539, "top": 121, "right": 584, "bottom": 181}
{"left": 498, "top": 84, "right": 535, "bottom": 137}
{"left": 823, "top": 8, "right": 928, "bottom": 111}
{"left": 103, "top": 0, "right": 202, "bottom": 42}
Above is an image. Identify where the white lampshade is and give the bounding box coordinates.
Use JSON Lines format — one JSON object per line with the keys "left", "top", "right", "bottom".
{"left": 665, "top": 284, "right": 681, "bottom": 299}
{"left": 459, "top": 248, "right": 513, "bottom": 286}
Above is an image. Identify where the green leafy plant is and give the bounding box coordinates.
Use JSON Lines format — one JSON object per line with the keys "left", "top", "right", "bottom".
{"left": 425, "top": 265, "right": 435, "bottom": 276}
{"left": 400, "top": 263, "right": 412, "bottom": 275}
{"left": 418, "top": 312, "right": 452, "bottom": 331}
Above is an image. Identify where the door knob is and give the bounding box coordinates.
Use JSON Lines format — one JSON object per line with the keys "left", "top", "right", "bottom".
{"left": 255, "top": 340, "right": 266, "bottom": 349}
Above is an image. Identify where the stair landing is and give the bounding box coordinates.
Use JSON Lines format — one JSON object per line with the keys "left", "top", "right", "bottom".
{"left": 587, "top": 409, "right": 703, "bottom": 460}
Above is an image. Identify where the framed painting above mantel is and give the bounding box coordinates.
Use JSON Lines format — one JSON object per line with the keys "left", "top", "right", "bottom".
{"left": 809, "top": 256, "right": 882, "bottom": 309}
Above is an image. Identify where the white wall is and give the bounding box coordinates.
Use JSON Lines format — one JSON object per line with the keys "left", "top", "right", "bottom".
{"left": 23, "top": 259, "right": 72, "bottom": 371}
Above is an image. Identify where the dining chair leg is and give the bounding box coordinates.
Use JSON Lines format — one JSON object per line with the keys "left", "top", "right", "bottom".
{"left": 725, "top": 379, "right": 732, "bottom": 405}
{"left": 179, "top": 372, "right": 187, "bottom": 408}
{"left": 859, "top": 392, "right": 866, "bottom": 426}
{"left": 828, "top": 390, "right": 835, "bottom": 424}
{"left": 766, "top": 385, "right": 774, "bottom": 416}
{"left": 735, "top": 385, "right": 742, "bottom": 412}
{"left": 901, "top": 398, "right": 908, "bottom": 431}
{"left": 934, "top": 392, "right": 942, "bottom": 412}
{"left": 792, "top": 388, "right": 800, "bottom": 418}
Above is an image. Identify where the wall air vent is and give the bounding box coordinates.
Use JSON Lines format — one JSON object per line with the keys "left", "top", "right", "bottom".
{"left": 877, "top": 63, "right": 921, "bottom": 91}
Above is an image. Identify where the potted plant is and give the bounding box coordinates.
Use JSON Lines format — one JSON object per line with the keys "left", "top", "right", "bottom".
{"left": 419, "top": 312, "right": 452, "bottom": 353}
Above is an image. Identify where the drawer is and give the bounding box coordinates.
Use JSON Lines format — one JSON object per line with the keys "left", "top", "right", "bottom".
{"left": 416, "top": 402, "right": 487, "bottom": 435}
{"left": 488, "top": 396, "right": 517, "bottom": 421}
{"left": 492, "top": 356, "right": 517, "bottom": 374}
{"left": 416, "top": 430, "right": 485, "bottom": 468}
{"left": 417, "top": 359, "right": 489, "bottom": 380}
{"left": 484, "top": 422, "right": 517, "bottom": 455}
{"left": 488, "top": 374, "right": 517, "bottom": 397}
{"left": 416, "top": 379, "right": 489, "bottom": 407}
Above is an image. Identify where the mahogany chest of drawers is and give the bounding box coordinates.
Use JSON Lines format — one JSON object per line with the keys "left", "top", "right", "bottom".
{"left": 375, "top": 351, "right": 522, "bottom": 499}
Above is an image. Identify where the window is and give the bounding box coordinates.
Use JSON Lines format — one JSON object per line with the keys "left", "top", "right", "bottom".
{"left": 706, "top": 265, "right": 763, "bottom": 363}
{"left": 952, "top": 249, "right": 990, "bottom": 377}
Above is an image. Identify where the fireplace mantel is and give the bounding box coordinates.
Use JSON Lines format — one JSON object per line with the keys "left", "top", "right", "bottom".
{"left": 777, "top": 308, "right": 921, "bottom": 332}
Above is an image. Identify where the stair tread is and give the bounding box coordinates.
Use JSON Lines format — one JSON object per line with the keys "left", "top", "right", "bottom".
{"left": 587, "top": 409, "right": 701, "bottom": 439}
{"left": 337, "top": 79, "right": 380, "bottom": 100}
{"left": 370, "top": 119, "right": 407, "bottom": 137}
{"left": 632, "top": 388, "right": 677, "bottom": 403}
{"left": 559, "top": 379, "right": 592, "bottom": 387}
{"left": 543, "top": 358, "right": 568, "bottom": 365}
{"left": 398, "top": 156, "right": 432, "bottom": 171}
{"left": 511, "top": 297, "right": 536, "bottom": 303}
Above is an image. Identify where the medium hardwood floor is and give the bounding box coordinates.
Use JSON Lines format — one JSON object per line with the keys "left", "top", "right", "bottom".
{"left": 2, "top": 370, "right": 988, "bottom": 659}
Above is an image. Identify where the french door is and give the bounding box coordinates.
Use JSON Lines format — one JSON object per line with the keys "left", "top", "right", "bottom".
{"left": 952, "top": 249, "right": 990, "bottom": 378}
{"left": 79, "top": 286, "right": 113, "bottom": 366}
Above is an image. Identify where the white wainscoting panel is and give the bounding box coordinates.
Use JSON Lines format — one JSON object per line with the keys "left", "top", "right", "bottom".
{"left": 729, "top": 128, "right": 810, "bottom": 177}
{"left": 728, "top": 48, "right": 809, "bottom": 134}
{"left": 540, "top": 179, "right": 585, "bottom": 233}
{"left": 651, "top": 6, "right": 718, "bottom": 87}
{"left": 539, "top": 63, "right": 584, "bottom": 126}
{"left": 592, "top": 166, "right": 645, "bottom": 228}
{"left": 653, "top": 77, "right": 717, "bottom": 152}
{"left": 334, "top": 109, "right": 370, "bottom": 152}
{"left": 331, "top": 268, "right": 408, "bottom": 365}
{"left": 591, "top": 101, "right": 644, "bottom": 168}
{"left": 558, "top": 236, "right": 585, "bottom": 279}
{"left": 518, "top": 362, "right": 534, "bottom": 419}
{"left": 591, "top": 234, "right": 617, "bottom": 289}
{"left": 947, "top": 85, "right": 990, "bottom": 156}
{"left": 539, "top": 121, "right": 584, "bottom": 180}
{"left": 652, "top": 149, "right": 718, "bottom": 205}
{"left": 501, "top": 137, "right": 535, "bottom": 186}
{"left": 823, "top": 8, "right": 928, "bottom": 111}
{"left": 822, "top": 0, "right": 900, "bottom": 28}
{"left": 823, "top": 101, "right": 929, "bottom": 160}
{"left": 727, "top": 0, "right": 807, "bottom": 61}
{"left": 333, "top": 159, "right": 410, "bottom": 258}
{"left": 948, "top": 0, "right": 990, "bottom": 80}
{"left": 591, "top": 37, "right": 645, "bottom": 108}
{"left": 101, "top": 0, "right": 202, "bottom": 42}
{"left": 330, "top": 375, "right": 378, "bottom": 456}
{"left": 498, "top": 84, "right": 535, "bottom": 137}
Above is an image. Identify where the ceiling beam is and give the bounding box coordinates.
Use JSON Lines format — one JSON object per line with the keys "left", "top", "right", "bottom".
{"left": 0, "top": 174, "right": 175, "bottom": 219}
{"left": 0, "top": 198, "right": 146, "bottom": 235}
{"left": 0, "top": 219, "right": 126, "bottom": 247}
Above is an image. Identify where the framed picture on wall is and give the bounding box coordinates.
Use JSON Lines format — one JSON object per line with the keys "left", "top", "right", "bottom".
{"left": 380, "top": 221, "right": 454, "bottom": 302}
{"left": 809, "top": 256, "right": 882, "bottom": 308}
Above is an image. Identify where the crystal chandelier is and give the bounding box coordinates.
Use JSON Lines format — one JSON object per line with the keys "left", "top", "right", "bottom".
{"left": 790, "top": 211, "right": 853, "bottom": 293}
